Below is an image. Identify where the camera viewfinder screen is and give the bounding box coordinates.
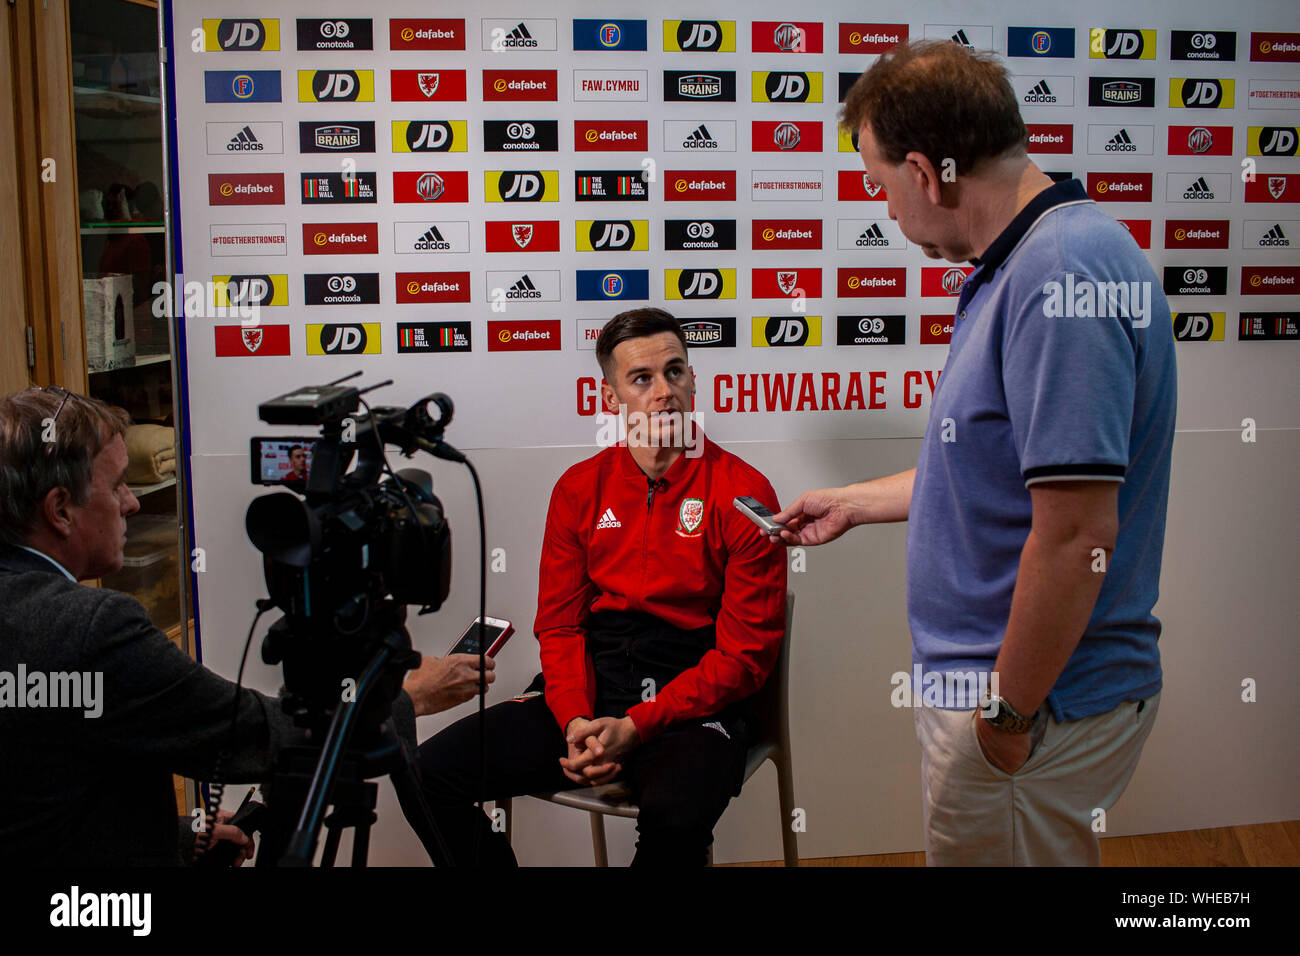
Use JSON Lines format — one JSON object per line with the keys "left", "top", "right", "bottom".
{"left": 257, "top": 439, "right": 314, "bottom": 483}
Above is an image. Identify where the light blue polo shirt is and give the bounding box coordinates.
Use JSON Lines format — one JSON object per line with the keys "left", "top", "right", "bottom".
{"left": 907, "top": 179, "right": 1177, "bottom": 722}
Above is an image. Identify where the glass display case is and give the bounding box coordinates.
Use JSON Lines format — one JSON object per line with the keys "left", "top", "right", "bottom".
{"left": 70, "top": 0, "right": 188, "bottom": 637}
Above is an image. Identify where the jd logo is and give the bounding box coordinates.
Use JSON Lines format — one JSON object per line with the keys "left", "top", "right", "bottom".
{"left": 591, "top": 220, "right": 634, "bottom": 249}
{"left": 313, "top": 71, "right": 359, "bottom": 101}
{"left": 1181, "top": 79, "right": 1224, "bottom": 107}
{"left": 218, "top": 20, "right": 267, "bottom": 50}
{"left": 321, "top": 325, "right": 366, "bottom": 353}
{"left": 678, "top": 20, "right": 723, "bottom": 51}
{"left": 1174, "top": 313, "right": 1213, "bottom": 340}
{"left": 1105, "top": 30, "right": 1143, "bottom": 57}
{"left": 224, "top": 275, "right": 271, "bottom": 306}
{"left": 680, "top": 269, "right": 722, "bottom": 298}
{"left": 407, "top": 122, "right": 451, "bottom": 151}
{"left": 501, "top": 171, "right": 543, "bottom": 201}
{"left": 1261, "top": 127, "right": 1298, "bottom": 156}
{"left": 766, "top": 72, "right": 809, "bottom": 102}
{"left": 765, "top": 317, "right": 809, "bottom": 345}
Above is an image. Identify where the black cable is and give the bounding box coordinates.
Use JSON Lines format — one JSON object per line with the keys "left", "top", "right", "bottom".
{"left": 463, "top": 458, "right": 488, "bottom": 866}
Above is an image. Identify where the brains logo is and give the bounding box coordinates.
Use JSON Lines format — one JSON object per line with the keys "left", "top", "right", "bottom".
{"left": 219, "top": 182, "right": 234, "bottom": 197}
{"left": 941, "top": 268, "right": 967, "bottom": 294}
{"left": 494, "top": 78, "right": 508, "bottom": 94}
{"left": 313, "top": 232, "right": 328, "bottom": 246}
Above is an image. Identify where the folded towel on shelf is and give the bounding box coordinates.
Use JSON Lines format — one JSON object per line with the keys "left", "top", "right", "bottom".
{"left": 124, "top": 424, "right": 176, "bottom": 484}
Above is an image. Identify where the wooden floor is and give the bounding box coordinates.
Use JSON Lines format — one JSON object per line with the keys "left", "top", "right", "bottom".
{"left": 722, "top": 820, "right": 1300, "bottom": 866}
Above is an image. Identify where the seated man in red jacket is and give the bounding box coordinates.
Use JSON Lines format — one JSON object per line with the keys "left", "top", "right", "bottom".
{"left": 414, "top": 308, "right": 787, "bottom": 865}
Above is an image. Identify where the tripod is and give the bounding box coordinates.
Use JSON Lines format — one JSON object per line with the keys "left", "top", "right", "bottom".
{"left": 255, "top": 619, "right": 453, "bottom": 867}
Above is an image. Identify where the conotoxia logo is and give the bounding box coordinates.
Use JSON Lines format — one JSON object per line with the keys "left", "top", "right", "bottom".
{"left": 665, "top": 170, "right": 736, "bottom": 201}
{"left": 1087, "top": 172, "right": 1153, "bottom": 201}
{"left": 302, "top": 222, "right": 378, "bottom": 254}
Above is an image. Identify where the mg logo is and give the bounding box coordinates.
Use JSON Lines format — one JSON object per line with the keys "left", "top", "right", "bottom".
{"left": 678, "top": 20, "right": 722, "bottom": 51}
{"left": 773, "top": 23, "right": 805, "bottom": 52}
{"left": 501, "top": 171, "right": 543, "bottom": 200}
{"left": 942, "top": 268, "right": 967, "bottom": 294}
{"left": 416, "top": 173, "right": 445, "bottom": 201}
{"left": 777, "top": 271, "right": 798, "bottom": 295}
{"left": 327, "top": 275, "right": 357, "bottom": 293}
{"left": 407, "top": 122, "right": 449, "bottom": 151}
{"left": 680, "top": 269, "right": 722, "bottom": 298}
{"left": 592, "top": 221, "right": 633, "bottom": 249}
{"left": 313, "top": 71, "right": 359, "bottom": 100}
{"left": 601, "top": 273, "right": 623, "bottom": 296}
{"left": 773, "top": 122, "right": 801, "bottom": 150}
{"left": 417, "top": 73, "right": 440, "bottom": 98}
{"left": 1187, "top": 127, "right": 1213, "bottom": 153}
{"left": 766, "top": 72, "right": 809, "bottom": 101}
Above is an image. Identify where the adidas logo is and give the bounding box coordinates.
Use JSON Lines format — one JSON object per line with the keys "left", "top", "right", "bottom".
{"left": 596, "top": 508, "right": 621, "bottom": 530}
{"left": 950, "top": 29, "right": 972, "bottom": 47}
{"left": 1024, "top": 79, "right": 1057, "bottom": 104}
{"left": 414, "top": 225, "right": 450, "bottom": 250}
{"left": 226, "top": 125, "right": 263, "bottom": 151}
{"left": 1105, "top": 128, "right": 1137, "bottom": 152}
{"left": 501, "top": 22, "right": 538, "bottom": 48}
{"left": 1259, "top": 224, "right": 1289, "bottom": 246}
{"left": 507, "top": 273, "right": 541, "bottom": 298}
{"left": 684, "top": 124, "right": 717, "bottom": 149}
{"left": 1182, "top": 176, "right": 1215, "bottom": 200}
{"left": 856, "top": 222, "right": 891, "bottom": 247}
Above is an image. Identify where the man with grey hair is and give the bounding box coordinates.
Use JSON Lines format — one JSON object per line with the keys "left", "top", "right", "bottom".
{"left": 776, "top": 40, "right": 1176, "bottom": 865}
{"left": 0, "top": 387, "right": 489, "bottom": 864}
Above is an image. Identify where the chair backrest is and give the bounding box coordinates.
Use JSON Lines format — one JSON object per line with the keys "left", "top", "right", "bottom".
{"left": 749, "top": 590, "right": 794, "bottom": 754}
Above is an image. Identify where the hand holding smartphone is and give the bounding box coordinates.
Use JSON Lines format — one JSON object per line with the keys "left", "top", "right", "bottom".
{"left": 734, "top": 496, "right": 786, "bottom": 535}
{"left": 448, "top": 616, "right": 514, "bottom": 657}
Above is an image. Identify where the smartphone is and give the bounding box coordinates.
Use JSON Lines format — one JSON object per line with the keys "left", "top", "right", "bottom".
{"left": 249, "top": 436, "right": 317, "bottom": 485}
{"left": 448, "top": 616, "right": 515, "bottom": 658}
{"left": 734, "top": 495, "right": 785, "bottom": 535}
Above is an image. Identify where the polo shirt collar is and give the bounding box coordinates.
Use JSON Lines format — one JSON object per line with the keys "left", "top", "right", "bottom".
{"left": 970, "top": 177, "right": 1088, "bottom": 277}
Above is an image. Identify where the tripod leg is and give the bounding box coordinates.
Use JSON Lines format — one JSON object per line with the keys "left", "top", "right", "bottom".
{"left": 389, "top": 733, "right": 455, "bottom": 866}
{"left": 321, "top": 816, "right": 342, "bottom": 868}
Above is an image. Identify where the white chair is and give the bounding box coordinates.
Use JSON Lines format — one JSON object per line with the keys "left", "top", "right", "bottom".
{"left": 500, "top": 592, "right": 797, "bottom": 866}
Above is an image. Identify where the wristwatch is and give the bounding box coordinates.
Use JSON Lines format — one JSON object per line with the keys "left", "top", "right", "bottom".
{"left": 979, "top": 692, "right": 1039, "bottom": 734}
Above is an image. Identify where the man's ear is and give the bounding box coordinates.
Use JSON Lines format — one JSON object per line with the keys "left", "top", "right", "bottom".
{"left": 41, "top": 486, "right": 75, "bottom": 540}
{"left": 600, "top": 378, "right": 620, "bottom": 415}
{"left": 904, "top": 151, "right": 945, "bottom": 205}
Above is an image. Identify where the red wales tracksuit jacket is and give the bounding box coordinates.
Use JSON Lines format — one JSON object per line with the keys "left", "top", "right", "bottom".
{"left": 534, "top": 433, "right": 787, "bottom": 741}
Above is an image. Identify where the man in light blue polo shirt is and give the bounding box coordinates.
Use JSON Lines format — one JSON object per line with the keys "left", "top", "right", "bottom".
{"left": 776, "top": 40, "right": 1176, "bottom": 865}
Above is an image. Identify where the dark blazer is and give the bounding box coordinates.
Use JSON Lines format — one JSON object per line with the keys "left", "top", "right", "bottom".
{"left": 0, "top": 544, "right": 297, "bottom": 865}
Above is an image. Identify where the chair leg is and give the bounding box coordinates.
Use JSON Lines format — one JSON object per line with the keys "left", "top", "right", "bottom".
{"left": 706, "top": 843, "right": 714, "bottom": 867}
{"left": 775, "top": 755, "right": 799, "bottom": 867}
{"left": 589, "top": 811, "right": 609, "bottom": 867}
{"left": 499, "top": 797, "right": 512, "bottom": 845}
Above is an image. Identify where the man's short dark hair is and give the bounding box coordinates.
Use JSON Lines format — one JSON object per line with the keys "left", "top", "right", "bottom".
{"left": 0, "top": 389, "right": 132, "bottom": 547}
{"left": 594, "top": 308, "right": 688, "bottom": 380}
{"left": 840, "top": 39, "right": 1028, "bottom": 177}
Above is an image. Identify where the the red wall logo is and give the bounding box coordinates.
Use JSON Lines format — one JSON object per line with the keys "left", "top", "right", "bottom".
{"left": 1245, "top": 174, "right": 1299, "bottom": 202}
{"left": 483, "top": 69, "right": 557, "bottom": 101}
{"left": 1241, "top": 266, "right": 1300, "bottom": 294}
{"left": 1117, "top": 219, "right": 1152, "bottom": 249}
{"left": 390, "top": 70, "right": 467, "bottom": 101}
{"left": 1026, "top": 124, "right": 1073, "bottom": 153}
{"left": 392, "top": 170, "right": 469, "bottom": 203}
{"left": 215, "top": 324, "right": 290, "bottom": 356}
{"left": 920, "top": 315, "right": 954, "bottom": 345}
{"left": 752, "top": 219, "right": 822, "bottom": 249}
{"left": 752, "top": 120, "right": 822, "bottom": 152}
{"left": 488, "top": 320, "right": 561, "bottom": 351}
{"left": 922, "top": 266, "right": 974, "bottom": 297}
{"left": 665, "top": 170, "right": 736, "bottom": 201}
{"left": 484, "top": 220, "right": 560, "bottom": 252}
{"left": 302, "top": 222, "right": 378, "bottom": 254}
{"left": 753, "top": 268, "right": 822, "bottom": 298}
{"left": 838, "top": 267, "right": 906, "bottom": 297}
{"left": 390, "top": 19, "right": 465, "bottom": 50}
{"left": 208, "top": 173, "right": 283, "bottom": 205}
{"left": 1168, "top": 125, "right": 1234, "bottom": 156}
{"left": 396, "top": 272, "right": 471, "bottom": 303}
{"left": 1088, "top": 172, "right": 1153, "bottom": 202}
{"left": 574, "top": 120, "right": 647, "bottom": 151}
{"left": 838, "top": 170, "right": 887, "bottom": 201}
{"left": 839, "top": 23, "right": 907, "bottom": 53}
{"left": 1251, "top": 32, "right": 1300, "bottom": 62}
{"left": 1165, "top": 219, "right": 1229, "bottom": 249}
{"left": 752, "top": 21, "right": 824, "bottom": 53}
